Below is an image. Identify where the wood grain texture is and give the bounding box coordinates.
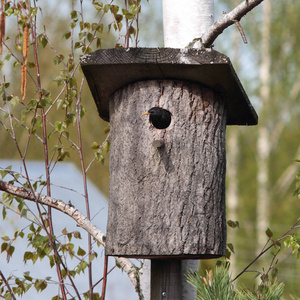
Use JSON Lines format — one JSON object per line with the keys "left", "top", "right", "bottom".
{"left": 106, "top": 80, "right": 227, "bottom": 258}
{"left": 151, "top": 260, "right": 181, "bottom": 300}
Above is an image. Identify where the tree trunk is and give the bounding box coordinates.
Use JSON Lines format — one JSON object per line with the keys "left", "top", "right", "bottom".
{"left": 226, "top": 127, "right": 239, "bottom": 272}
{"left": 163, "top": 0, "right": 214, "bottom": 48}
{"left": 256, "top": 0, "right": 271, "bottom": 258}
{"left": 106, "top": 80, "right": 227, "bottom": 258}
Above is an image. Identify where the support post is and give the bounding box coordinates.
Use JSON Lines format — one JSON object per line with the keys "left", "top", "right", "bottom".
{"left": 151, "top": 260, "right": 181, "bottom": 300}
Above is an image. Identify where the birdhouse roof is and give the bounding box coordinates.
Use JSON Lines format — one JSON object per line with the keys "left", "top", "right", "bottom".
{"left": 80, "top": 47, "right": 258, "bottom": 126}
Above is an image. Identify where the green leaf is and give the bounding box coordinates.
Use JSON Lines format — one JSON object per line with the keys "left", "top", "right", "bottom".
{"left": 97, "top": 152, "right": 105, "bottom": 164}
{"left": 87, "top": 32, "right": 93, "bottom": 42}
{"left": 111, "top": 5, "right": 119, "bottom": 14}
{"left": 54, "top": 121, "right": 65, "bottom": 132}
{"left": 8, "top": 245, "right": 15, "bottom": 257}
{"left": 35, "top": 279, "right": 47, "bottom": 292}
{"left": 74, "top": 231, "right": 82, "bottom": 239}
{"left": 74, "top": 41, "right": 82, "bottom": 50}
{"left": 91, "top": 142, "right": 100, "bottom": 149}
{"left": 93, "top": 1, "right": 103, "bottom": 11}
{"left": 23, "top": 271, "right": 33, "bottom": 282}
{"left": 104, "top": 4, "right": 111, "bottom": 13}
{"left": 227, "top": 243, "right": 235, "bottom": 254}
{"left": 2, "top": 206, "right": 7, "bottom": 220}
{"left": 103, "top": 140, "right": 110, "bottom": 153}
{"left": 76, "top": 261, "right": 88, "bottom": 274}
{"left": 227, "top": 220, "right": 239, "bottom": 229}
{"left": 20, "top": 208, "right": 28, "bottom": 218}
{"left": 29, "top": 223, "right": 36, "bottom": 232}
{"left": 89, "top": 253, "right": 96, "bottom": 263}
{"left": 265, "top": 228, "right": 273, "bottom": 238}
{"left": 2, "top": 236, "right": 10, "bottom": 242}
{"left": 15, "top": 44, "right": 22, "bottom": 51}
{"left": 30, "top": 7, "right": 38, "bottom": 18}
{"left": 130, "top": 4, "right": 140, "bottom": 15}
{"left": 77, "top": 247, "right": 86, "bottom": 256}
{"left": 9, "top": 96, "right": 20, "bottom": 108}
{"left": 122, "top": 9, "right": 134, "bottom": 20}
{"left": 18, "top": 201, "right": 25, "bottom": 213}
{"left": 70, "top": 10, "right": 78, "bottom": 19}
{"left": 1, "top": 242, "right": 8, "bottom": 252}
{"left": 27, "top": 61, "right": 36, "bottom": 68}
{"left": 63, "top": 31, "right": 71, "bottom": 40}
{"left": 41, "top": 36, "right": 48, "bottom": 48}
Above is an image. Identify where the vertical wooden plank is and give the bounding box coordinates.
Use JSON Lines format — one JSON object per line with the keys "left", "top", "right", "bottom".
{"left": 151, "top": 260, "right": 181, "bottom": 300}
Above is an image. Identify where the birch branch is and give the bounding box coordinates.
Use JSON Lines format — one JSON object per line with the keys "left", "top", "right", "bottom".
{"left": 191, "top": 0, "right": 265, "bottom": 48}
{"left": 0, "top": 180, "right": 144, "bottom": 299}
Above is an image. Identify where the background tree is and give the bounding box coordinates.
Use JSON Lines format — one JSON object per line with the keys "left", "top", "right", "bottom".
{"left": 218, "top": 0, "right": 300, "bottom": 295}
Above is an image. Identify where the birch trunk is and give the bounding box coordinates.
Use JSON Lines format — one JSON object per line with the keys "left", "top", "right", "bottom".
{"left": 226, "top": 3, "right": 240, "bottom": 278}
{"left": 227, "top": 127, "right": 239, "bottom": 274}
{"left": 163, "top": 0, "right": 214, "bottom": 48}
{"left": 256, "top": 0, "right": 271, "bottom": 258}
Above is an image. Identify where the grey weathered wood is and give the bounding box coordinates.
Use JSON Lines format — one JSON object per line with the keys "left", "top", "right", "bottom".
{"left": 151, "top": 260, "right": 181, "bottom": 300}
{"left": 106, "top": 80, "right": 227, "bottom": 258}
{"left": 80, "top": 47, "right": 258, "bottom": 125}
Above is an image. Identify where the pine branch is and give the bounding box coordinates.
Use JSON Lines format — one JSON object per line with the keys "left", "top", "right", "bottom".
{"left": 0, "top": 179, "right": 145, "bottom": 299}
{"left": 201, "top": 0, "right": 264, "bottom": 48}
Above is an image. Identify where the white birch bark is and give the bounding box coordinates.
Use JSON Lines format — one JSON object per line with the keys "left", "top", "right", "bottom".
{"left": 163, "top": 0, "right": 214, "bottom": 48}
{"left": 226, "top": 4, "right": 241, "bottom": 278}
{"left": 227, "top": 128, "right": 239, "bottom": 276}
{"left": 256, "top": 0, "right": 271, "bottom": 257}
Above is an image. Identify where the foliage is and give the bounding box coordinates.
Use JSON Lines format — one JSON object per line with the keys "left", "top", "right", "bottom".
{"left": 236, "top": 280, "right": 284, "bottom": 300}
{"left": 0, "top": 0, "right": 146, "bottom": 299}
{"left": 186, "top": 266, "right": 236, "bottom": 300}
{"left": 187, "top": 265, "right": 287, "bottom": 300}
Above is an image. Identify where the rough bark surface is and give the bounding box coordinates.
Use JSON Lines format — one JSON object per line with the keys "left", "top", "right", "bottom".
{"left": 106, "top": 80, "right": 227, "bottom": 258}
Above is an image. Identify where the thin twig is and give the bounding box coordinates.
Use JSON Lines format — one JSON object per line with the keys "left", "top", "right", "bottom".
{"left": 0, "top": 270, "right": 16, "bottom": 300}
{"left": 75, "top": 77, "right": 93, "bottom": 299}
{"left": 232, "top": 218, "right": 300, "bottom": 282}
{"left": 233, "top": 19, "right": 247, "bottom": 43}
{"left": 92, "top": 266, "right": 115, "bottom": 289}
{"left": 200, "top": 0, "right": 264, "bottom": 48}
{"left": 101, "top": 255, "right": 109, "bottom": 300}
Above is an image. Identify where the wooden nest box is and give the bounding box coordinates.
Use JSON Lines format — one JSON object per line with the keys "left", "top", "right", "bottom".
{"left": 81, "top": 48, "right": 257, "bottom": 259}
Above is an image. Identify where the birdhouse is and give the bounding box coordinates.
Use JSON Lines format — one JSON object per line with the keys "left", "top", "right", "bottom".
{"left": 81, "top": 48, "right": 257, "bottom": 259}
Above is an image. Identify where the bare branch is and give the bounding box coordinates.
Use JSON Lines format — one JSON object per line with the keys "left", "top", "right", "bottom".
{"left": 0, "top": 270, "right": 16, "bottom": 300}
{"left": 233, "top": 19, "right": 247, "bottom": 44}
{"left": 0, "top": 179, "right": 105, "bottom": 244}
{"left": 201, "top": 0, "right": 264, "bottom": 48}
